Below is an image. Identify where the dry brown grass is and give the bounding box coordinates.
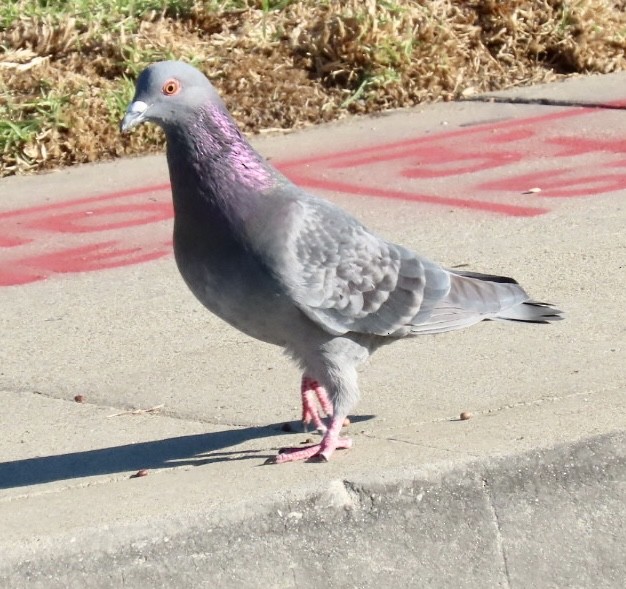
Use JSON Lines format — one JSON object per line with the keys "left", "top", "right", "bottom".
{"left": 1, "top": 0, "right": 626, "bottom": 177}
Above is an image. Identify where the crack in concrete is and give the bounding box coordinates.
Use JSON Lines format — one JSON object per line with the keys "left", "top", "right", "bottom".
{"left": 464, "top": 95, "right": 626, "bottom": 111}
{"left": 476, "top": 386, "right": 622, "bottom": 419}
{"left": 290, "top": 567, "right": 297, "bottom": 588}
{"left": 368, "top": 385, "right": 624, "bottom": 435}
{"left": 359, "top": 431, "right": 470, "bottom": 456}
{"left": 1, "top": 387, "right": 260, "bottom": 429}
{"left": 5, "top": 383, "right": 624, "bottom": 441}
{"left": 482, "top": 477, "right": 513, "bottom": 589}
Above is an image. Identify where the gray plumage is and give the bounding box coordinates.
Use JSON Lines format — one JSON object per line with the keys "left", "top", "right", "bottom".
{"left": 121, "top": 61, "right": 562, "bottom": 462}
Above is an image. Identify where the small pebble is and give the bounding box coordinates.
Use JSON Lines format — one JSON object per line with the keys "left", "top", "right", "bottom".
{"left": 73, "top": 395, "right": 85, "bottom": 403}
{"left": 131, "top": 469, "right": 149, "bottom": 478}
{"left": 460, "top": 411, "right": 472, "bottom": 421}
{"left": 343, "top": 417, "right": 351, "bottom": 427}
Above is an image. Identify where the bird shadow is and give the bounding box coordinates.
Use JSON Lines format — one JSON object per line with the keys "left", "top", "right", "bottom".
{"left": 0, "top": 415, "right": 374, "bottom": 490}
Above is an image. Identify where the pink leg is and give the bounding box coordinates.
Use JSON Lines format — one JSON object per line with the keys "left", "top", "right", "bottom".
{"left": 266, "top": 415, "right": 352, "bottom": 464}
{"left": 301, "top": 376, "right": 333, "bottom": 432}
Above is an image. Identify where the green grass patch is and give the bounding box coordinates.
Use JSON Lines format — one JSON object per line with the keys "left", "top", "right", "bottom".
{"left": 1, "top": 0, "right": 626, "bottom": 176}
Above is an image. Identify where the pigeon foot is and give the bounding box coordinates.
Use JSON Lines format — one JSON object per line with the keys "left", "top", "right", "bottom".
{"left": 301, "top": 376, "right": 333, "bottom": 433}
{"left": 267, "top": 416, "right": 351, "bottom": 464}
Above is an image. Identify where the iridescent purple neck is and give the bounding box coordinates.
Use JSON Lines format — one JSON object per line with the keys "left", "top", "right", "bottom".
{"left": 183, "top": 103, "right": 274, "bottom": 192}
{"left": 165, "top": 101, "right": 281, "bottom": 231}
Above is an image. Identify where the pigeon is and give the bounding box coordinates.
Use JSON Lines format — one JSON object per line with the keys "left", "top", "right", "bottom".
{"left": 120, "top": 61, "right": 562, "bottom": 464}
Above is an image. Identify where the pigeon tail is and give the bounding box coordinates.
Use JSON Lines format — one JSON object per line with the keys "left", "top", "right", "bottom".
{"left": 495, "top": 300, "right": 563, "bottom": 324}
{"left": 452, "top": 268, "right": 563, "bottom": 324}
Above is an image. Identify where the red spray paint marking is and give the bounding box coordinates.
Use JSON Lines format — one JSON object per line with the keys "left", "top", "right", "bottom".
{"left": 0, "top": 187, "right": 173, "bottom": 287}
{"left": 1, "top": 103, "right": 626, "bottom": 287}
{"left": 0, "top": 183, "right": 171, "bottom": 221}
{"left": 479, "top": 169, "right": 626, "bottom": 198}
{"left": 276, "top": 105, "right": 625, "bottom": 217}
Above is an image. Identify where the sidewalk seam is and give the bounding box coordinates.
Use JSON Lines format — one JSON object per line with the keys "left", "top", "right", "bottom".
{"left": 482, "top": 477, "right": 513, "bottom": 589}
{"left": 1, "top": 388, "right": 261, "bottom": 429}
{"left": 364, "top": 385, "right": 624, "bottom": 434}
{"left": 5, "top": 383, "right": 623, "bottom": 431}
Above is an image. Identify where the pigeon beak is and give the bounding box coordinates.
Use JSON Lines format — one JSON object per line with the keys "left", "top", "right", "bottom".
{"left": 120, "top": 100, "right": 149, "bottom": 133}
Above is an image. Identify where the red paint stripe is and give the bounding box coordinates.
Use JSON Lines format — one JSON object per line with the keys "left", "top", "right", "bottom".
{"left": 276, "top": 107, "right": 588, "bottom": 171}
{"left": 0, "top": 183, "right": 171, "bottom": 219}
{"left": 289, "top": 175, "right": 548, "bottom": 217}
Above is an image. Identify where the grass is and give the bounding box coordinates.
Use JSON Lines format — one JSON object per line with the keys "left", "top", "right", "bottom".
{"left": 1, "top": 0, "right": 626, "bottom": 176}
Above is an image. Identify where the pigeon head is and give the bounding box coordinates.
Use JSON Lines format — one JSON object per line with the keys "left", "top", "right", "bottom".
{"left": 120, "top": 61, "right": 222, "bottom": 134}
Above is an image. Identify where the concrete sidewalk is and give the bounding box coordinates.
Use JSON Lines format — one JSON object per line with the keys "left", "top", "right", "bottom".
{"left": 1, "top": 72, "right": 625, "bottom": 587}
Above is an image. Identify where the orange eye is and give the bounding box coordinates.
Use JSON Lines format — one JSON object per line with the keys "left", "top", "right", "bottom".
{"left": 162, "top": 79, "right": 181, "bottom": 96}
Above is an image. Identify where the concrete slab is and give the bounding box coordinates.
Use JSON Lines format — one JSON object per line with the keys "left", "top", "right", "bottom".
{"left": 1, "top": 72, "right": 625, "bottom": 586}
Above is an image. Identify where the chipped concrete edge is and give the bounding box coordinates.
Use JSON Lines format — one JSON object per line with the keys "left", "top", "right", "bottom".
{"left": 2, "top": 429, "right": 624, "bottom": 588}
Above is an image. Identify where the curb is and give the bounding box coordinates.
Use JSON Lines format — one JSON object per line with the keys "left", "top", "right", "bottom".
{"left": 3, "top": 430, "right": 624, "bottom": 588}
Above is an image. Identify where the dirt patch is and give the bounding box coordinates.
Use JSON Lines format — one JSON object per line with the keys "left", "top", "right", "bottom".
{"left": 1, "top": 0, "right": 626, "bottom": 177}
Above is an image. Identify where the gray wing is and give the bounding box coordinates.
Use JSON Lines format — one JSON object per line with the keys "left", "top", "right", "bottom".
{"left": 257, "top": 196, "right": 531, "bottom": 338}
{"left": 269, "top": 198, "right": 451, "bottom": 337}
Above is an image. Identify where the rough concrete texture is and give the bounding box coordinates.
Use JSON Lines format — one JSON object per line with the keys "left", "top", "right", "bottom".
{"left": 2, "top": 433, "right": 624, "bottom": 588}
{"left": 1, "top": 73, "right": 625, "bottom": 587}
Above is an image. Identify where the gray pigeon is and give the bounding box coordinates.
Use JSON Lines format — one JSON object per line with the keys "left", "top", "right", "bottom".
{"left": 121, "top": 61, "right": 562, "bottom": 464}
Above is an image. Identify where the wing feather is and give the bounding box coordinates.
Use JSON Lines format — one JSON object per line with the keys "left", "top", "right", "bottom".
{"left": 251, "top": 193, "right": 530, "bottom": 338}
{"left": 269, "top": 199, "right": 450, "bottom": 336}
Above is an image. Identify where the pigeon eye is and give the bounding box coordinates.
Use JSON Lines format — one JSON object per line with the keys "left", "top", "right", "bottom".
{"left": 162, "top": 79, "right": 181, "bottom": 96}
